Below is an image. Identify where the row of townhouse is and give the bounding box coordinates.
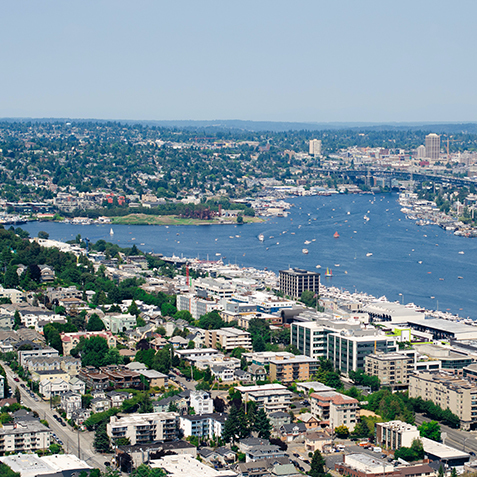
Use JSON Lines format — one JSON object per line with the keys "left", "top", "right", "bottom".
{"left": 23, "top": 355, "right": 81, "bottom": 376}
{"left": 78, "top": 365, "right": 141, "bottom": 391}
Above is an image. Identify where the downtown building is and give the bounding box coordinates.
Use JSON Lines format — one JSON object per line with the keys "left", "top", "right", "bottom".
{"left": 279, "top": 268, "right": 320, "bottom": 299}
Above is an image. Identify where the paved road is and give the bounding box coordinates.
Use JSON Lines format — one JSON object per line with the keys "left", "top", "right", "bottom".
{"left": 415, "top": 413, "right": 477, "bottom": 454}
{"left": 2, "top": 362, "right": 109, "bottom": 471}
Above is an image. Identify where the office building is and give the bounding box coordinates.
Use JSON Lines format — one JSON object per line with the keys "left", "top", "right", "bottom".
{"left": 425, "top": 133, "right": 440, "bottom": 161}
{"left": 309, "top": 139, "right": 322, "bottom": 156}
{"left": 364, "top": 352, "right": 414, "bottom": 391}
{"left": 269, "top": 355, "right": 319, "bottom": 384}
{"left": 376, "top": 421, "right": 420, "bottom": 450}
{"left": 291, "top": 321, "right": 333, "bottom": 360}
{"left": 107, "top": 412, "right": 178, "bottom": 445}
{"left": 279, "top": 268, "right": 320, "bottom": 299}
{"left": 309, "top": 391, "right": 359, "bottom": 431}
{"left": 205, "top": 327, "right": 252, "bottom": 352}
{"left": 409, "top": 372, "right": 477, "bottom": 429}
{"left": 328, "top": 330, "right": 398, "bottom": 374}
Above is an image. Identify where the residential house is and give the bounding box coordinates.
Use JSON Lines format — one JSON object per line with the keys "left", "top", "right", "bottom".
{"left": 190, "top": 391, "right": 213, "bottom": 415}
{"left": 91, "top": 396, "right": 111, "bottom": 413}
{"left": 249, "top": 364, "right": 267, "bottom": 382}
{"left": 211, "top": 365, "right": 234, "bottom": 382}
{"left": 245, "top": 445, "right": 286, "bottom": 463}
{"left": 279, "top": 422, "right": 307, "bottom": 442}
{"left": 269, "top": 411, "right": 291, "bottom": 430}
{"left": 61, "top": 392, "right": 82, "bottom": 419}
{"left": 298, "top": 412, "right": 319, "bottom": 429}
{"left": 107, "top": 391, "right": 133, "bottom": 408}
{"left": 305, "top": 431, "right": 333, "bottom": 453}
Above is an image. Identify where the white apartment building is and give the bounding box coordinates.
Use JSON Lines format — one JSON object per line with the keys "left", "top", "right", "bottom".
{"left": 235, "top": 384, "right": 292, "bottom": 413}
{"left": 0, "top": 420, "right": 51, "bottom": 454}
{"left": 376, "top": 420, "right": 420, "bottom": 450}
{"left": 178, "top": 414, "right": 226, "bottom": 439}
{"left": 190, "top": 391, "right": 213, "bottom": 415}
{"left": 192, "top": 278, "right": 235, "bottom": 299}
{"left": 309, "top": 139, "right": 322, "bottom": 156}
{"left": 18, "top": 348, "right": 59, "bottom": 367}
{"left": 102, "top": 313, "right": 137, "bottom": 333}
{"left": 205, "top": 327, "right": 252, "bottom": 352}
{"left": 309, "top": 390, "right": 359, "bottom": 431}
{"left": 0, "top": 287, "right": 24, "bottom": 304}
{"left": 176, "top": 294, "right": 223, "bottom": 320}
{"left": 107, "top": 412, "right": 178, "bottom": 445}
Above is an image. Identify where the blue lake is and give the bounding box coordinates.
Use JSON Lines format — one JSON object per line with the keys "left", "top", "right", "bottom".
{"left": 21, "top": 193, "right": 477, "bottom": 319}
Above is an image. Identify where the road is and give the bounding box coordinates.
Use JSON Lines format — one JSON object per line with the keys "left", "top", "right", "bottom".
{"left": 415, "top": 413, "right": 477, "bottom": 454}
{"left": 2, "top": 362, "right": 109, "bottom": 471}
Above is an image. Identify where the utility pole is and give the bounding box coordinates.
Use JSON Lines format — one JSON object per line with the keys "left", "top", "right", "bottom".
{"left": 77, "top": 428, "right": 81, "bottom": 460}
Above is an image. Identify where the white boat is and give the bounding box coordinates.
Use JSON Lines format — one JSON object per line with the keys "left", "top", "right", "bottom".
{"left": 316, "top": 265, "right": 321, "bottom": 269}
{"left": 258, "top": 234, "right": 264, "bottom": 242}
{"left": 366, "top": 253, "right": 373, "bottom": 257}
{"left": 304, "top": 240, "right": 311, "bottom": 245}
{"left": 458, "top": 251, "right": 464, "bottom": 254}
{"left": 110, "top": 228, "right": 114, "bottom": 235}
{"left": 302, "top": 248, "right": 309, "bottom": 254}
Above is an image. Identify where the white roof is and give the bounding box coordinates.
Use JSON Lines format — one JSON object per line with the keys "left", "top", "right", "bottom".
{"left": 422, "top": 437, "right": 470, "bottom": 459}
{"left": 150, "top": 454, "right": 236, "bottom": 477}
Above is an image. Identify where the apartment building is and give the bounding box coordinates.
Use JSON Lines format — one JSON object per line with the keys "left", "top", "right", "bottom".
{"left": 79, "top": 365, "right": 141, "bottom": 390}
{"left": 205, "top": 327, "right": 252, "bottom": 352}
{"left": 107, "top": 412, "right": 178, "bottom": 445}
{"left": 409, "top": 372, "right": 477, "bottom": 429}
{"left": 192, "top": 277, "right": 235, "bottom": 299}
{"left": 23, "top": 356, "right": 81, "bottom": 376}
{"left": 61, "top": 331, "right": 117, "bottom": 356}
{"left": 102, "top": 313, "right": 137, "bottom": 333}
{"left": 279, "top": 268, "right": 320, "bottom": 299}
{"left": 269, "top": 355, "right": 319, "bottom": 384}
{"left": 235, "top": 384, "right": 292, "bottom": 413}
{"left": 176, "top": 294, "right": 223, "bottom": 321}
{"left": 190, "top": 391, "right": 213, "bottom": 415}
{"left": 179, "top": 414, "right": 226, "bottom": 439}
{"left": 0, "top": 420, "right": 51, "bottom": 454}
{"left": 364, "top": 352, "right": 414, "bottom": 391}
{"left": 309, "top": 391, "right": 359, "bottom": 431}
{"left": 376, "top": 421, "right": 420, "bottom": 450}
{"left": 18, "top": 347, "right": 59, "bottom": 367}
{"left": 328, "top": 330, "right": 398, "bottom": 374}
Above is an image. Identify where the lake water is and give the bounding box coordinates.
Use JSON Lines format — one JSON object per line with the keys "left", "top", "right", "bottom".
{"left": 21, "top": 193, "right": 477, "bottom": 319}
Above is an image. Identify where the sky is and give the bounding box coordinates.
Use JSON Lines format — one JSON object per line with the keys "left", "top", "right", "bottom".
{"left": 1, "top": 0, "right": 477, "bottom": 123}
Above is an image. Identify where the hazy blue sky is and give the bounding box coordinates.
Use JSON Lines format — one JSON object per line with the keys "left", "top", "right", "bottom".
{"left": 1, "top": 0, "right": 476, "bottom": 123}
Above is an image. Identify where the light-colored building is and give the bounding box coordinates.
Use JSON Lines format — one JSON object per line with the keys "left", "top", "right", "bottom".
{"left": 409, "top": 372, "right": 477, "bottom": 429}
{"left": 335, "top": 453, "right": 395, "bottom": 477}
{"left": 18, "top": 347, "right": 59, "bottom": 367}
{"left": 365, "top": 352, "right": 414, "bottom": 391}
{"left": 39, "top": 376, "right": 86, "bottom": 399}
{"left": 328, "top": 331, "right": 398, "bottom": 374}
{"left": 61, "top": 330, "right": 117, "bottom": 355}
{"left": 291, "top": 321, "right": 331, "bottom": 360}
{"left": 179, "top": 413, "right": 226, "bottom": 439}
{"left": 425, "top": 133, "right": 440, "bottom": 161}
{"left": 190, "top": 391, "right": 213, "bottom": 415}
{"left": 107, "top": 412, "right": 178, "bottom": 445}
{"left": 243, "top": 351, "right": 296, "bottom": 366}
{"left": 176, "top": 294, "right": 223, "bottom": 321}
{"left": 416, "top": 145, "right": 426, "bottom": 159}
{"left": 269, "top": 355, "right": 318, "bottom": 384}
{"left": 0, "top": 287, "right": 24, "bottom": 304}
{"left": 235, "top": 384, "right": 292, "bottom": 413}
{"left": 0, "top": 420, "right": 51, "bottom": 454}
{"left": 309, "top": 139, "right": 322, "bottom": 157}
{"left": 102, "top": 313, "right": 137, "bottom": 333}
{"left": 150, "top": 454, "right": 237, "bottom": 477}
{"left": 309, "top": 390, "right": 359, "bottom": 431}
{"left": 205, "top": 327, "right": 252, "bottom": 352}
{"left": 61, "top": 392, "right": 82, "bottom": 419}
{"left": 376, "top": 420, "right": 420, "bottom": 450}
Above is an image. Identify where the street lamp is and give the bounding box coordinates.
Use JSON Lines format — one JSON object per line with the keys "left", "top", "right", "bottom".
{"left": 398, "top": 293, "right": 403, "bottom": 305}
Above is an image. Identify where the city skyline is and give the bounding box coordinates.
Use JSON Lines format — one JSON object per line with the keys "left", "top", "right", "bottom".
{"left": 1, "top": 0, "right": 476, "bottom": 123}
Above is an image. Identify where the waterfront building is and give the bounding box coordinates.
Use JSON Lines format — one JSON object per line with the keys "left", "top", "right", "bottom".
{"left": 409, "top": 372, "right": 477, "bottom": 429}
{"left": 376, "top": 420, "right": 420, "bottom": 450}
{"left": 364, "top": 352, "right": 414, "bottom": 391}
{"left": 425, "top": 133, "right": 440, "bottom": 161}
{"left": 279, "top": 268, "right": 320, "bottom": 299}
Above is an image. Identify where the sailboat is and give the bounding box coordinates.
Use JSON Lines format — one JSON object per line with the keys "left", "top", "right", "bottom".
{"left": 110, "top": 228, "right": 114, "bottom": 236}
{"left": 325, "top": 268, "right": 332, "bottom": 277}
{"left": 333, "top": 231, "right": 340, "bottom": 238}
{"left": 258, "top": 234, "right": 265, "bottom": 242}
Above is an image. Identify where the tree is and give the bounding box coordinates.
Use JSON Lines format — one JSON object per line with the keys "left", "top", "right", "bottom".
{"left": 308, "top": 449, "right": 330, "bottom": 477}
{"left": 418, "top": 421, "right": 441, "bottom": 442}
{"left": 450, "top": 467, "right": 457, "bottom": 477}
{"left": 38, "top": 231, "right": 49, "bottom": 239}
{"left": 81, "top": 336, "right": 109, "bottom": 367}
{"left": 223, "top": 404, "right": 248, "bottom": 443}
{"left": 86, "top": 313, "right": 105, "bottom": 331}
{"left": 0, "top": 463, "right": 20, "bottom": 477}
{"left": 14, "top": 387, "right": 20, "bottom": 403}
{"left": 130, "top": 464, "right": 166, "bottom": 477}
{"left": 197, "top": 311, "right": 224, "bottom": 330}
{"left": 93, "top": 421, "right": 111, "bottom": 453}
{"left": 253, "top": 334, "right": 266, "bottom": 352}
{"left": 334, "top": 425, "right": 349, "bottom": 439}
{"left": 253, "top": 407, "right": 271, "bottom": 439}
{"left": 13, "top": 311, "right": 21, "bottom": 329}
{"left": 128, "top": 300, "right": 140, "bottom": 317}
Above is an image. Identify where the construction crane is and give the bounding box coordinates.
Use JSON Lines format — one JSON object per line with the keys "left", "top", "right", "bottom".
{"left": 441, "top": 135, "right": 459, "bottom": 162}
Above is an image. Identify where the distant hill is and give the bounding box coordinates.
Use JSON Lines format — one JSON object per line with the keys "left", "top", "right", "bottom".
{"left": 2, "top": 117, "right": 477, "bottom": 134}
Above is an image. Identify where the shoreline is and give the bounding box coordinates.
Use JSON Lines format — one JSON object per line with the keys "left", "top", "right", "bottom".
{"left": 109, "top": 214, "right": 265, "bottom": 226}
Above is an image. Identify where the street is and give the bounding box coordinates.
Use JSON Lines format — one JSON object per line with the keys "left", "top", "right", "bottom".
{"left": 2, "top": 362, "right": 108, "bottom": 471}
{"left": 415, "top": 413, "right": 477, "bottom": 454}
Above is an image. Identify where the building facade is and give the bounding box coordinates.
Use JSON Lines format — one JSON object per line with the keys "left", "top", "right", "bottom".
{"left": 269, "top": 355, "right": 319, "bottom": 384}
{"left": 364, "top": 352, "right": 414, "bottom": 391}
{"left": 425, "top": 133, "right": 440, "bottom": 161}
{"left": 205, "top": 328, "right": 252, "bottom": 352}
{"left": 376, "top": 421, "right": 420, "bottom": 450}
{"left": 279, "top": 268, "right": 320, "bottom": 299}
{"left": 309, "top": 391, "right": 359, "bottom": 431}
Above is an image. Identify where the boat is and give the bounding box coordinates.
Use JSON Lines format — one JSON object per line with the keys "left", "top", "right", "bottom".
{"left": 366, "top": 253, "right": 373, "bottom": 257}
{"left": 324, "top": 268, "right": 332, "bottom": 277}
{"left": 302, "top": 248, "right": 309, "bottom": 254}
{"left": 347, "top": 211, "right": 350, "bottom": 215}
{"left": 333, "top": 231, "right": 340, "bottom": 238}
{"left": 458, "top": 276, "right": 464, "bottom": 279}
{"left": 258, "top": 234, "right": 264, "bottom": 242}
{"left": 110, "top": 228, "right": 114, "bottom": 235}
{"left": 316, "top": 265, "right": 321, "bottom": 269}
{"left": 458, "top": 251, "right": 464, "bottom": 255}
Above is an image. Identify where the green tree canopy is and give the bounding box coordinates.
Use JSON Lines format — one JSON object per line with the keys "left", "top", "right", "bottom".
{"left": 86, "top": 313, "right": 106, "bottom": 331}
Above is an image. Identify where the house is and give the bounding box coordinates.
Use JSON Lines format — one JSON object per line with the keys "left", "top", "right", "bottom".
{"left": 211, "top": 365, "right": 235, "bottom": 382}
{"left": 71, "top": 407, "right": 92, "bottom": 425}
{"left": 153, "top": 395, "right": 185, "bottom": 413}
{"left": 234, "top": 369, "right": 252, "bottom": 382}
{"left": 91, "top": 396, "right": 111, "bottom": 413}
{"left": 190, "top": 391, "right": 213, "bottom": 415}
{"left": 279, "top": 422, "right": 307, "bottom": 442}
{"left": 298, "top": 412, "right": 319, "bottom": 429}
{"left": 200, "top": 447, "right": 236, "bottom": 465}
{"left": 107, "top": 391, "right": 133, "bottom": 408}
{"left": 138, "top": 369, "right": 168, "bottom": 388}
{"left": 39, "top": 265, "right": 55, "bottom": 282}
{"left": 169, "top": 336, "right": 189, "bottom": 349}
{"left": 269, "top": 411, "right": 291, "bottom": 430}
{"left": 61, "top": 392, "right": 82, "bottom": 419}
{"left": 248, "top": 364, "right": 267, "bottom": 382}
{"left": 305, "top": 431, "right": 332, "bottom": 453}
{"left": 245, "top": 445, "right": 286, "bottom": 463}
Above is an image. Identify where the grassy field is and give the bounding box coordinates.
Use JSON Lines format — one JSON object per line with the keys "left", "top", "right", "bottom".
{"left": 110, "top": 214, "right": 264, "bottom": 225}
